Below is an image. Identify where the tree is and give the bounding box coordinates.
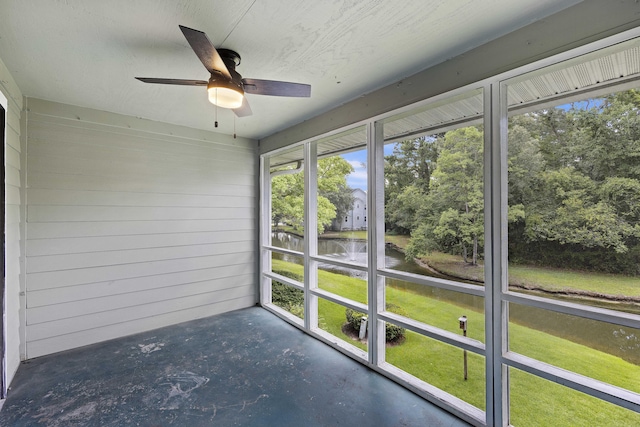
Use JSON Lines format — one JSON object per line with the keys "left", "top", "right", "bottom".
{"left": 384, "top": 137, "right": 438, "bottom": 233}
{"left": 271, "top": 170, "right": 303, "bottom": 228}
{"left": 407, "top": 127, "right": 484, "bottom": 265}
{"left": 524, "top": 167, "right": 639, "bottom": 253}
{"left": 324, "top": 184, "right": 355, "bottom": 230}
{"left": 568, "top": 91, "right": 640, "bottom": 182}
{"left": 386, "top": 185, "right": 427, "bottom": 233}
{"left": 271, "top": 157, "right": 354, "bottom": 233}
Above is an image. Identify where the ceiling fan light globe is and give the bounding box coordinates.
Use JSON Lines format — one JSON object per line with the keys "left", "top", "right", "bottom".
{"left": 207, "top": 86, "right": 244, "bottom": 109}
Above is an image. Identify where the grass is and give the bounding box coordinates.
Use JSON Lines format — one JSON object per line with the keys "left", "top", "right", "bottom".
{"left": 508, "top": 264, "right": 640, "bottom": 298}
{"left": 289, "top": 229, "right": 640, "bottom": 300}
{"left": 270, "top": 258, "right": 640, "bottom": 426}
{"left": 275, "top": 224, "right": 303, "bottom": 235}
{"left": 317, "top": 230, "right": 411, "bottom": 247}
{"left": 384, "top": 233, "right": 411, "bottom": 248}
{"left": 407, "top": 245, "right": 640, "bottom": 300}
{"left": 319, "top": 230, "right": 368, "bottom": 240}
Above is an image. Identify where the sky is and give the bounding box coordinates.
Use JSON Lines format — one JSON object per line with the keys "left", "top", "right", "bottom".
{"left": 341, "top": 145, "right": 396, "bottom": 191}
{"left": 340, "top": 97, "right": 605, "bottom": 191}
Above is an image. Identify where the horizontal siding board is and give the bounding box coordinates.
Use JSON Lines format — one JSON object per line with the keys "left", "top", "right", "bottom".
{"left": 27, "top": 285, "right": 255, "bottom": 340}
{"left": 6, "top": 185, "right": 20, "bottom": 205}
{"left": 27, "top": 171, "right": 254, "bottom": 196}
{"left": 28, "top": 205, "right": 253, "bottom": 222}
{"left": 26, "top": 295, "right": 255, "bottom": 359}
{"left": 27, "top": 252, "right": 254, "bottom": 291}
{"left": 5, "top": 144, "right": 20, "bottom": 170}
{"left": 27, "top": 276, "right": 254, "bottom": 324}
{"left": 28, "top": 219, "right": 254, "bottom": 239}
{"left": 27, "top": 229, "right": 255, "bottom": 256}
{"left": 2, "top": 61, "right": 24, "bottom": 385}
{"left": 24, "top": 100, "right": 258, "bottom": 358}
{"left": 28, "top": 267, "right": 254, "bottom": 308}
{"left": 27, "top": 119, "right": 255, "bottom": 162}
{"left": 7, "top": 125, "right": 21, "bottom": 153}
{"left": 27, "top": 241, "right": 254, "bottom": 273}
{"left": 27, "top": 140, "right": 255, "bottom": 176}
{"left": 27, "top": 189, "right": 254, "bottom": 208}
{"left": 26, "top": 104, "right": 255, "bottom": 152}
{"left": 27, "top": 152, "right": 255, "bottom": 186}
{"left": 6, "top": 203, "right": 20, "bottom": 225}
{"left": 7, "top": 107, "right": 20, "bottom": 133}
{"left": 6, "top": 164, "right": 20, "bottom": 187}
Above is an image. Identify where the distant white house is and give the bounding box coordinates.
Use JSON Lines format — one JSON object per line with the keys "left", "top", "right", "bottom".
{"left": 334, "top": 188, "right": 367, "bottom": 231}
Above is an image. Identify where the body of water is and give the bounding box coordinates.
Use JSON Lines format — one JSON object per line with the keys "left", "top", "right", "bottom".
{"left": 271, "top": 232, "right": 640, "bottom": 364}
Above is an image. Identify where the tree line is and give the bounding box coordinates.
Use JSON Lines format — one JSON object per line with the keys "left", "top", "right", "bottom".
{"left": 387, "top": 90, "right": 640, "bottom": 275}
{"left": 270, "top": 89, "right": 640, "bottom": 275}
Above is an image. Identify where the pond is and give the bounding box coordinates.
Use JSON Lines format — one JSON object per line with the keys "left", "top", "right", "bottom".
{"left": 271, "top": 232, "right": 640, "bottom": 364}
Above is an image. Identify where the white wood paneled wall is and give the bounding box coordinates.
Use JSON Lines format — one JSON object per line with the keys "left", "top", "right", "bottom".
{"left": 24, "top": 99, "right": 257, "bottom": 358}
{"left": 0, "top": 56, "right": 24, "bottom": 387}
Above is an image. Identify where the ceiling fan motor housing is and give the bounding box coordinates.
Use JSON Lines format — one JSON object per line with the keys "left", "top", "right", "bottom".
{"left": 209, "top": 49, "right": 245, "bottom": 94}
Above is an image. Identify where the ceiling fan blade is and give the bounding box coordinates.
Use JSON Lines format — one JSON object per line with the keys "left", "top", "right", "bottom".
{"left": 135, "top": 77, "right": 208, "bottom": 86}
{"left": 179, "top": 25, "right": 231, "bottom": 79}
{"left": 242, "top": 78, "right": 311, "bottom": 97}
{"left": 233, "top": 97, "right": 253, "bottom": 117}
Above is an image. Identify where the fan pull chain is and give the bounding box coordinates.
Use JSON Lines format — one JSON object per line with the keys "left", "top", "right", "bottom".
{"left": 233, "top": 114, "right": 236, "bottom": 139}
{"left": 214, "top": 89, "right": 219, "bottom": 128}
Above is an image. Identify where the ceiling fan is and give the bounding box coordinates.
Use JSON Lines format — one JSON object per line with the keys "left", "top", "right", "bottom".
{"left": 136, "top": 25, "right": 311, "bottom": 117}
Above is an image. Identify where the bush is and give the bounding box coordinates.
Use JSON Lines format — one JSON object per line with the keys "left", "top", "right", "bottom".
{"left": 345, "top": 303, "right": 406, "bottom": 342}
{"left": 271, "top": 267, "right": 304, "bottom": 318}
{"left": 272, "top": 281, "right": 304, "bottom": 308}
{"left": 345, "top": 308, "right": 367, "bottom": 330}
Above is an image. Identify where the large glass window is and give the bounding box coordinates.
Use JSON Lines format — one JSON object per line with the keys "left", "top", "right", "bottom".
{"left": 262, "top": 145, "right": 306, "bottom": 323}
{"left": 504, "top": 37, "right": 640, "bottom": 426}
{"left": 261, "top": 32, "right": 640, "bottom": 427}
{"left": 380, "top": 88, "right": 486, "bottom": 420}
{"left": 269, "top": 146, "right": 305, "bottom": 243}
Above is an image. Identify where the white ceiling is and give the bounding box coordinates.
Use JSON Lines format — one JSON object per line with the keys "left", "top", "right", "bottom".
{"left": 0, "top": 0, "right": 580, "bottom": 140}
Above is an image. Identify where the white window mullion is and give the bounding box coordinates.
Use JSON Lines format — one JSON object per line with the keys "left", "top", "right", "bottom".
{"left": 367, "top": 120, "right": 385, "bottom": 366}
{"left": 259, "top": 155, "right": 272, "bottom": 306}
{"left": 485, "top": 81, "right": 510, "bottom": 426}
{"left": 304, "top": 141, "right": 318, "bottom": 331}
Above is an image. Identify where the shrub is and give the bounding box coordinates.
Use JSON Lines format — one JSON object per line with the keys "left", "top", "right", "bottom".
{"left": 345, "top": 308, "right": 367, "bottom": 330}
{"left": 345, "top": 303, "right": 407, "bottom": 342}
{"left": 271, "top": 268, "right": 305, "bottom": 317}
{"left": 272, "top": 281, "right": 304, "bottom": 308}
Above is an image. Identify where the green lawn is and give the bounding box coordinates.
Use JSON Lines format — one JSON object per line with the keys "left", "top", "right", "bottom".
{"left": 271, "top": 258, "right": 640, "bottom": 426}
{"left": 319, "top": 230, "right": 368, "bottom": 240}
{"left": 415, "top": 249, "right": 640, "bottom": 300}
{"left": 508, "top": 264, "right": 640, "bottom": 298}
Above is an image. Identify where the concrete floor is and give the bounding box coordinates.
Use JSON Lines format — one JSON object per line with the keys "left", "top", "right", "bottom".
{"left": 0, "top": 307, "right": 470, "bottom": 426}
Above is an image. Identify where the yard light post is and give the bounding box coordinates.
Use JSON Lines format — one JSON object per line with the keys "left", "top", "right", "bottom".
{"left": 458, "top": 315, "right": 468, "bottom": 381}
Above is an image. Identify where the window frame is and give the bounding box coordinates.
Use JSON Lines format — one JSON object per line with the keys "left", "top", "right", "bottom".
{"left": 260, "top": 26, "right": 640, "bottom": 426}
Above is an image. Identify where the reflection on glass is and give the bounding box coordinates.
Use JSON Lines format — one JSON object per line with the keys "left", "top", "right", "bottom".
{"left": 506, "top": 88, "right": 640, "bottom": 314}
{"left": 317, "top": 264, "right": 367, "bottom": 304}
{"left": 510, "top": 368, "right": 640, "bottom": 427}
{"left": 509, "top": 303, "right": 640, "bottom": 393}
{"left": 386, "top": 329, "right": 485, "bottom": 410}
{"left": 318, "top": 297, "right": 368, "bottom": 352}
{"left": 386, "top": 278, "right": 484, "bottom": 343}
